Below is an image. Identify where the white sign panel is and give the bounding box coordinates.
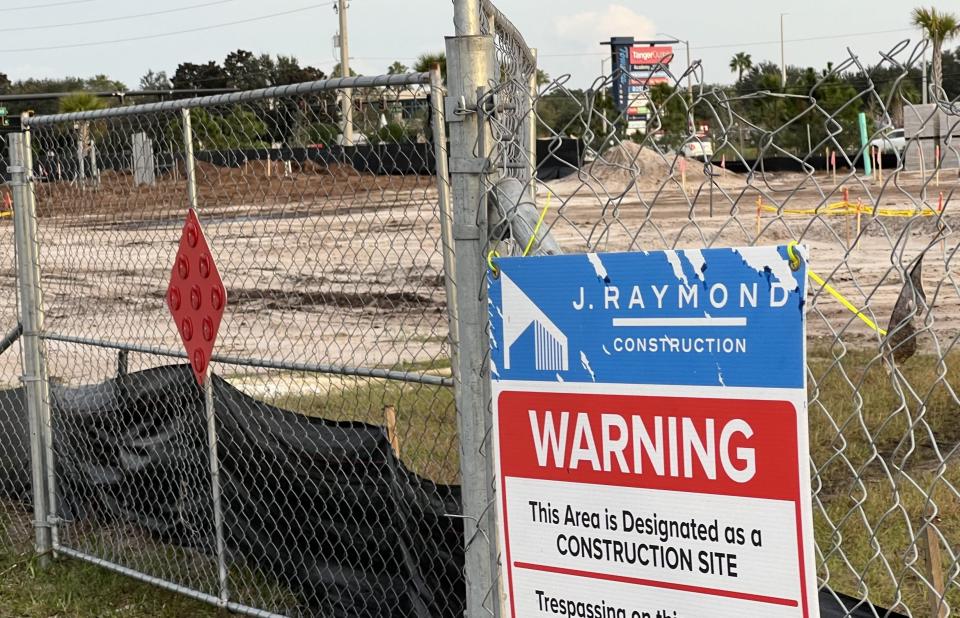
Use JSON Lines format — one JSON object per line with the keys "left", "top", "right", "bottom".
{"left": 488, "top": 246, "right": 817, "bottom": 618}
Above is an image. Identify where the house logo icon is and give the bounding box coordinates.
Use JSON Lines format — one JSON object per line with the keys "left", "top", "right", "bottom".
{"left": 501, "top": 272, "right": 568, "bottom": 371}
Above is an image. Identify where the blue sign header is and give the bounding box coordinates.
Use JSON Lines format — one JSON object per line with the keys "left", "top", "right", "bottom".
{"left": 489, "top": 246, "right": 807, "bottom": 389}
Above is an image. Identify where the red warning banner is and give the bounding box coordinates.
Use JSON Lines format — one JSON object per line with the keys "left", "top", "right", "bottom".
{"left": 498, "top": 391, "right": 800, "bottom": 501}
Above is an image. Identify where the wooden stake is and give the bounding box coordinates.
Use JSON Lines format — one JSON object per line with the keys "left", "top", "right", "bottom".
{"left": 680, "top": 156, "right": 687, "bottom": 195}
{"left": 935, "top": 144, "right": 941, "bottom": 188}
{"left": 921, "top": 504, "right": 947, "bottom": 618}
{"left": 756, "top": 196, "right": 762, "bottom": 238}
{"left": 845, "top": 207, "right": 851, "bottom": 250}
{"left": 384, "top": 405, "right": 400, "bottom": 458}
{"left": 855, "top": 199, "right": 862, "bottom": 251}
{"left": 831, "top": 150, "right": 837, "bottom": 184}
{"left": 877, "top": 146, "right": 883, "bottom": 183}
{"left": 939, "top": 192, "right": 946, "bottom": 260}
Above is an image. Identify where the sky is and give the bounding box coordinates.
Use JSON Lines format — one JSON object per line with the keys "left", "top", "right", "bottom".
{"left": 0, "top": 0, "right": 952, "bottom": 90}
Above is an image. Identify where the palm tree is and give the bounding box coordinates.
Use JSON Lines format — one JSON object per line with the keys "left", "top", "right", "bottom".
{"left": 413, "top": 53, "right": 446, "bottom": 80}
{"left": 59, "top": 93, "right": 107, "bottom": 186}
{"left": 387, "top": 61, "right": 408, "bottom": 75}
{"left": 912, "top": 7, "right": 960, "bottom": 98}
{"left": 729, "top": 52, "right": 753, "bottom": 83}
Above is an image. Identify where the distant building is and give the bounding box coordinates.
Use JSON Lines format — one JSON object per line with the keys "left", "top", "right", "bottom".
{"left": 903, "top": 103, "right": 959, "bottom": 171}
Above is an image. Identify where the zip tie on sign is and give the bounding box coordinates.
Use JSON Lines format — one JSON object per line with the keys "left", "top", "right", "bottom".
{"left": 786, "top": 242, "right": 887, "bottom": 336}
{"left": 487, "top": 249, "right": 501, "bottom": 276}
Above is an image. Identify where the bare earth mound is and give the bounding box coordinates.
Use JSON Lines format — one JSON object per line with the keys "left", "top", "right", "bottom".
{"left": 548, "top": 141, "right": 745, "bottom": 196}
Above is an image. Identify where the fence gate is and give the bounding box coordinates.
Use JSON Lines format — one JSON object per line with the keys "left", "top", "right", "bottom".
{"left": 8, "top": 71, "right": 470, "bottom": 617}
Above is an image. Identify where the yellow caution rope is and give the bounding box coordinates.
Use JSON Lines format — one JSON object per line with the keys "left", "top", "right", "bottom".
{"left": 787, "top": 242, "right": 887, "bottom": 336}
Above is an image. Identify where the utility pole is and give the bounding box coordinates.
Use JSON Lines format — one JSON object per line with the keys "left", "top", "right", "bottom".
{"left": 780, "top": 13, "right": 787, "bottom": 89}
{"left": 336, "top": 0, "right": 353, "bottom": 146}
{"left": 684, "top": 38, "right": 692, "bottom": 101}
{"left": 922, "top": 36, "right": 928, "bottom": 105}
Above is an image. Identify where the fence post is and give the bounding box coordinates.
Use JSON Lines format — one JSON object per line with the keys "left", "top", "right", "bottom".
{"left": 10, "top": 125, "right": 56, "bottom": 567}
{"left": 429, "top": 67, "right": 459, "bottom": 358}
{"left": 182, "top": 107, "right": 230, "bottom": 607}
{"left": 525, "top": 48, "right": 538, "bottom": 191}
{"left": 447, "top": 3, "right": 499, "bottom": 615}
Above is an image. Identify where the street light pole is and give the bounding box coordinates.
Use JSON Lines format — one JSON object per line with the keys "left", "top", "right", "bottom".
{"left": 337, "top": 0, "right": 353, "bottom": 146}
{"left": 656, "top": 32, "right": 692, "bottom": 101}
{"left": 780, "top": 13, "right": 787, "bottom": 88}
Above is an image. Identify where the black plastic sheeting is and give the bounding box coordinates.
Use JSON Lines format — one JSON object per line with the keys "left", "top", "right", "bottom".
{"left": 0, "top": 365, "right": 907, "bottom": 617}
{"left": 0, "top": 365, "right": 463, "bottom": 617}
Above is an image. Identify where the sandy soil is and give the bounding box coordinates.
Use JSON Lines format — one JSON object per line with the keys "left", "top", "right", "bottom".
{"left": 0, "top": 153, "right": 955, "bottom": 389}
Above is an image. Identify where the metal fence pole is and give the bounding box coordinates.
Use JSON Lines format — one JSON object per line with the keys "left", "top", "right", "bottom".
{"left": 447, "top": 3, "right": 499, "bottom": 614}
{"left": 429, "top": 67, "right": 459, "bottom": 358}
{"left": 181, "top": 108, "right": 199, "bottom": 211}
{"left": 182, "top": 107, "right": 229, "bottom": 606}
{"left": 525, "top": 48, "right": 538, "bottom": 190}
{"left": 9, "top": 127, "right": 55, "bottom": 567}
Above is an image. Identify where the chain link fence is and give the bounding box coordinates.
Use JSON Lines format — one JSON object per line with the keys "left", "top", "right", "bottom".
{"left": 0, "top": 134, "right": 30, "bottom": 567}
{"left": 1, "top": 1, "right": 959, "bottom": 616}
{"left": 1, "top": 72, "right": 471, "bottom": 616}
{"left": 462, "top": 1, "right": 960, "bottom": 617}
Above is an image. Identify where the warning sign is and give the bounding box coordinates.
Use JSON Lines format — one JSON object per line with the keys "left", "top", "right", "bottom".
{"left": 488, "top": 246, "right": 817, "bottom": 618}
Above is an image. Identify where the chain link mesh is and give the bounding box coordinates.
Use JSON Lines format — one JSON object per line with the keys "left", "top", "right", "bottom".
{"left": 477, "top": 1, "right": 960, "bottom": 615}
{"left": 0, "top": 136, "right": 30, "bottom": 568}
{"left": 1, "top": 2, "right": 958, "bottom": 615}
{"left": 5, "top": 74, "right": 465, "bottom": 616}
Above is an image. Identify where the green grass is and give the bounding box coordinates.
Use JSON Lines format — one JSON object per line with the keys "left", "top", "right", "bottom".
{"left": 808, "top": 341, "right": 960, "bottom": 613}
{"left": 0, "top": 505, "right": 217, "bottom": 617}
{"left": 4, "top": 346, "right": 960, "bottom": 615}
{"left": 270, "top": 370, "right": 458, "bottom": 484}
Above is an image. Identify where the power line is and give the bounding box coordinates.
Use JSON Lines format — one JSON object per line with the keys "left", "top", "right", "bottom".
{"left": 0, "top": 3, "right": 333, "bottom": 53}
{"left": 0, "top": 0, "right": 246, "bottom": 33}
{"left": 693, "top": 27, "right": 915, "bottom": 51}
{"left": 4, "top": 0, "right": 96, "bottom": 10}
{"left": 539, "top": 27, "right": 919, "bottom": 58}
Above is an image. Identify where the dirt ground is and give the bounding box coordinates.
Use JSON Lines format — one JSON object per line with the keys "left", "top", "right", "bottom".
{"left": 544, "top": 159, "right": 959, "bottom": 354}
{"left": 0, "top": 155, "right": 954, "bottom": 390}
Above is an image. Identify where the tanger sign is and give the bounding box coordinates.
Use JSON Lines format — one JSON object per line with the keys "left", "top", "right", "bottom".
{"left": 630, "top": 45, "right": 674, "bottom": 66}
{"left": 488, "top": 246, "right": 818, "bottom": 618}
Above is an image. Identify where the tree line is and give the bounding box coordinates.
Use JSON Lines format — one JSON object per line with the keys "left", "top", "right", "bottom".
{"left": 0, "top": 50, "right": 447, "bottom": 150}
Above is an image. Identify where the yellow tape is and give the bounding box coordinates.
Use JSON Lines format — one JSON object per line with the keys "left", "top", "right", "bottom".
{"left": 487, "top": 249, "right": 500, "bottom": 272}
{"left": 807, "top": 270, "right": 887, "bottom": 335}
{"left": 759, "top": 200, "right": 935, "bottom": 218}
{"left": 786, "top": 242, "right": 887, "bottom": 336}
{"left": 522, "top": 191, "right": 552, "bottom": 257}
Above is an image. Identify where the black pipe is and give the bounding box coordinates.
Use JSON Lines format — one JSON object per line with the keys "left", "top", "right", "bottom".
{"left": 0, "top": 322, "right": 22, "bottom": 357}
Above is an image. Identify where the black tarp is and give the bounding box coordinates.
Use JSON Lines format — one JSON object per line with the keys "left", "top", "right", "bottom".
{"left": 0, "top": 365, "right": 908, "bottom": 617}
{"left": 1, "top": 365, "right": 463, "bottom": 617}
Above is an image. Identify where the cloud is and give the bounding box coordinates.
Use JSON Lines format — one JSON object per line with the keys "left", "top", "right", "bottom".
{"left": 543, "top": 4, "right": 657, "bottom": 87}
{"left": 6, "top": 64, "right": 60, "bottom": 81}
{"left": 554, "top": 4, "right": 657, "bottom": 48}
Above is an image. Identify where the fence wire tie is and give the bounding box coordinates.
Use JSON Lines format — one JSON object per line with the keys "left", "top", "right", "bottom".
{"left": 787, "top": 242, "right": 887, "bottom": 336}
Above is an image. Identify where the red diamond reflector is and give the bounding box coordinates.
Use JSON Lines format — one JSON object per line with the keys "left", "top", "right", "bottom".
{"left": 166, "top": 209, "right": 226, "bottom": 385}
